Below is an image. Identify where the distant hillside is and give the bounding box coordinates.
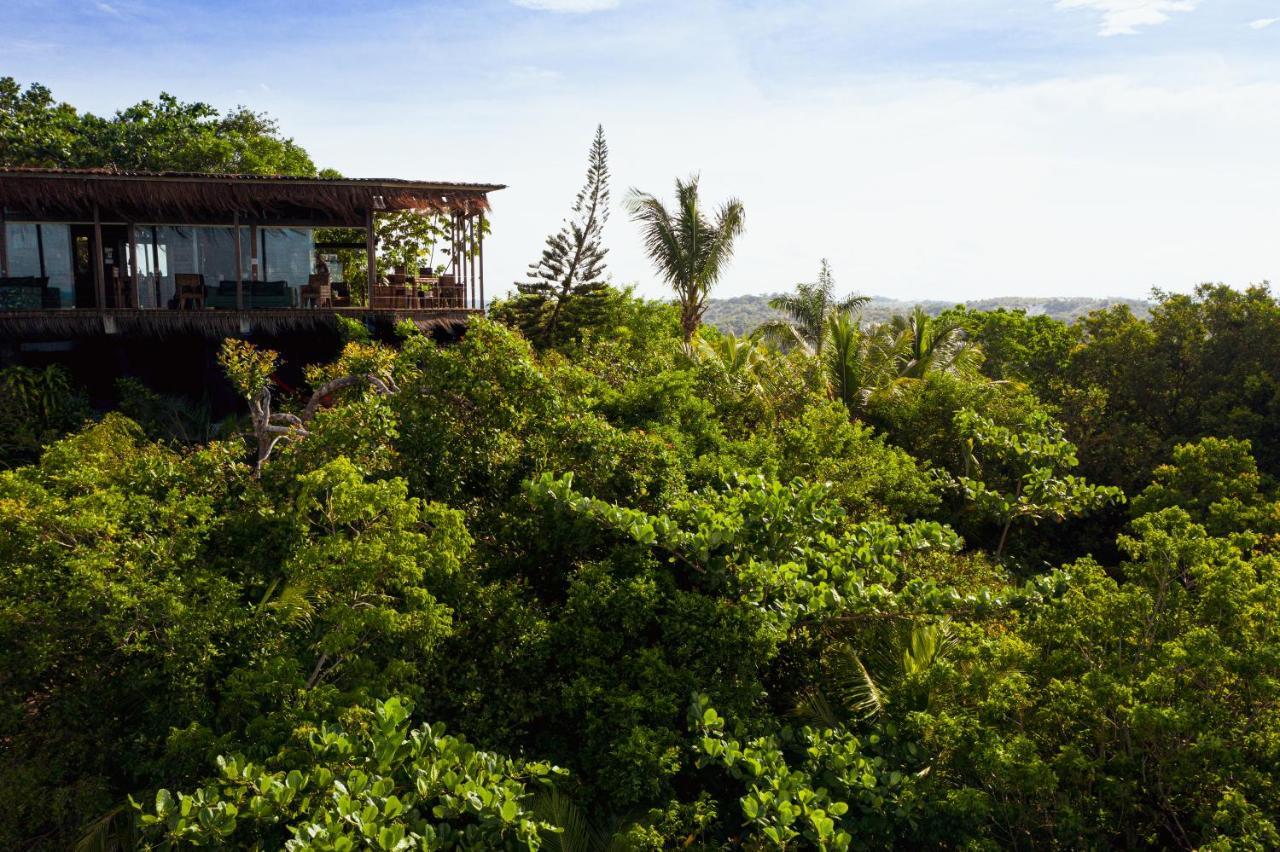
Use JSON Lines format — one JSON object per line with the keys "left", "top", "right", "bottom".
{"left": 704, "top": 294, "right": 1151, "bottom": 335}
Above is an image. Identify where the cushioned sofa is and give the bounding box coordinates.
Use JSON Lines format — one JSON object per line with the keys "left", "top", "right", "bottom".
{"left": 204, "top": 280, "right": 295, "bottom": 309}
{"left": 0, "top": 276, "right": 61, "bottom": 309}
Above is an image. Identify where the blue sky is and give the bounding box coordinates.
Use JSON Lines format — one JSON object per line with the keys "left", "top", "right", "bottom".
{"left": 5, "top": 0, "right": 1280, "bottom": 301}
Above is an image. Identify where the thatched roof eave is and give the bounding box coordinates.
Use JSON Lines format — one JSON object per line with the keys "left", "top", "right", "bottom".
{"left": 0, "top": 168, "right": 503, "bottom": 226}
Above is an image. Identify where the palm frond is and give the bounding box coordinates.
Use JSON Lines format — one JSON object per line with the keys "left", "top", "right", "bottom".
{"left": 900, "top": 621, "right": 957, "bottom": 676}
{"left": 534, "top": 790, "right": 610, "bottom": 852}
{"left": 74, "top": 805, "right": 135, "bottom": 852}
{"left": 833, "top": 645, "right": 889, "bottom": 719}
{"left": 756, "top": 319, "right": 812, "bottom": 354}
{"left": 258, "top": 581, "right": 316, "bottom": 627}
{"left": 624, "top": 189, "right": 682, "bottom": 289}
{"left": 767, "top": 293, "right": 809, "bottom": 322}
{"left": 833, "top": 293, "right": 872, "bottom": 314}
{"left": 792, "top": 689, "right": 842, "bottom": 729}
{"left": 697, "top": 196, "right": 746, "bottom": 294}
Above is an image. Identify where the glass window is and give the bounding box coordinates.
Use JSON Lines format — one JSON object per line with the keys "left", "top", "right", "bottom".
{"left": 40, "top": 225, "right": 73, "bottom": 307}
{"left": 127, "top": 226, "right": 194, "bottom": 308}
{"left": 196, "top": 227, "right": 251, "bottom": 287}
{"left": 4, "top": 223, "right": 73, "bottom": 308}
{"left": 133, "top": 228, "right": 163, "bottom": 309}
{"left": 4, "top": 223, "right": 41, "bottom": 277}
{"left": 263, "top": 227, "right": 314, "bottom": 294}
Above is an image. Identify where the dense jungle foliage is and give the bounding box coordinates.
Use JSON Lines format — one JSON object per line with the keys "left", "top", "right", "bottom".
{"left": 2, "top": 282, "right": 1280, "bottom": 850}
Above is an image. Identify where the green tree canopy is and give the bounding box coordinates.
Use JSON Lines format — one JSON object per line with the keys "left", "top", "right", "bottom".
{"left": 1, "top": 77, "right": 316, "bottom": 174}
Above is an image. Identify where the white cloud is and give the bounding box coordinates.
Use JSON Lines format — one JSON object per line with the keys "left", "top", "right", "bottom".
{"left": 511, "top": 0, "right": 619, "bottom": 12}
{"left": 93, "top": 1, "right": 122, "bottom": 16}
{"left": 1056, "top": 0, "right": 1198, "bottom": 36}
{"left": 1249, "top": 17, "right": 1279, "bottom": 29}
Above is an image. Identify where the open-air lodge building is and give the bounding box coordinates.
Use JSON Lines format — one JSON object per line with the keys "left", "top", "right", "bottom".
{"left": 0, "top": 168, "right": 502, "bottom": 340}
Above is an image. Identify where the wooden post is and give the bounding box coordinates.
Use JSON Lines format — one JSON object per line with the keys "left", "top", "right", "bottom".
{"left": 468, "top": 213, "right": 477, "bottom": 311}
{"left": 151, "top": 225, "right": 161, "bottom": 308}
{"left": 455, "top": 211, "right": 465, "bottom": 294}
{"left": 250, "top": 223, "right": 259, "bottom": 282}
{"left": 36, "top": 224, "right": 46, "bottom": 278}
{"left": 126, "top": 223, "right": 137, "bottom": 308}
{"left": 93, "top": 203, "right": 106, "bottom": 309}
{"left": 365, "top": 208, "right": 377, "bottom": 300}
{"left": 478, "top": 213, "right": 485, "bottom": 313}
{"left": 0, "top": 205, "right": 7, "bottom": 277}
{"left": 234, "top": 212, "right": 244, "bottom": 310}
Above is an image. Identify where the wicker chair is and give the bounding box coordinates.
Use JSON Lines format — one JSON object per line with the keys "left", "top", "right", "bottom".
{"left": 369, "top": 283, "right": 405, "bottom": 309}
{"left": 436, "top": 274, "right": 464, "bottom": 309}
{"left": 175, "top": 274, "right": 205, "bottom": 310}
{"left": 300, "top": 274, "right": 332, "bottom": 308}
{"left": 111, "top": 267, "right": 134, "bottom": 309}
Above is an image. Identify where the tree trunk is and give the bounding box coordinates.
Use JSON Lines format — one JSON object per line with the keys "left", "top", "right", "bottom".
{"left": 994, "top": 480, "right": 1024, "bottom": 560}
{"left": 681, "top": 301, "right": 699, "bottom": 343}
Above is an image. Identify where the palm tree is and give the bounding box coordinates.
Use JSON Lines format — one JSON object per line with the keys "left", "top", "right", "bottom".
{"left": 824, "top": 306, "right": 985, "bottom": 419}
{"left": 759, "top": 259, "right": 869, "bottom": 355}
{"left": 881, "top": 306, "right": 982, "bottom": 381}
{"left": 626, "top": 175, "right": 746, "bottom": 343}
{"left": 532, "top": 790, "right": 632, "bottom": 851}
{"left": 688, "top": 331, "right": 772, "bottom": 401}
{"left": 690, "top": 331, "right": 766, "bottom": 376}
{"left": 824, "top": 311, "right": 879, "bottom": 413}
{"left": 795, "top": 621, "right": 956, "bottom": 728}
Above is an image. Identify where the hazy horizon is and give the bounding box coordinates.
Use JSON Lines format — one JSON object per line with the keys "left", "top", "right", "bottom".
{"left": 5, "top": 0, "right": 1279, "bottom": 302}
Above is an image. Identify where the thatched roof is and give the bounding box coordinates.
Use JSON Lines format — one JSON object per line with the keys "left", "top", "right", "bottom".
{"left": 0, "top": 168, "right": 504, "bottom": 226}
{"left": 0, "top": 307, "right": 478, "bottom": 340}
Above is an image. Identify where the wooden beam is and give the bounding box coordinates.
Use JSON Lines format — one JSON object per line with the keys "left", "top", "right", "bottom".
{"left": 234, "top": 212, "right": 244, "bottom": 310}
{"left": 315, "top": 240, "right": 368, "bottom": 251}
{"left": 478, "top": 213, "right": 485, "bottom": 313}
{"left": 365, "top": 208, "right": 377, "bottom": 297}
{"left": 93, "top": 203, "right": 106, "bottom": 308}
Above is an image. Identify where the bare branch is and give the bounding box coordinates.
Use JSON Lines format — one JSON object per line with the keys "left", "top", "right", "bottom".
{"left": 244, "top": 370, "right": 399, "bottom": 474}
{"left": 301, "top": 373, "right": 397, "bottom": 422}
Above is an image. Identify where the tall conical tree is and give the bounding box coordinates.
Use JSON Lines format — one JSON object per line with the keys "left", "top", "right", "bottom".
{"left": 508, "top": 125, "right": 611, "bottom": 347}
